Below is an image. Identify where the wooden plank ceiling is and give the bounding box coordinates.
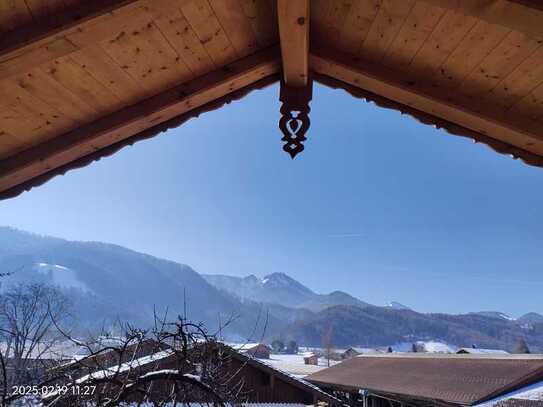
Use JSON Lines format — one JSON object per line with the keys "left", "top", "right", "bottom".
{"left": 1, "top": 0, "right": 543, "bottom": 199}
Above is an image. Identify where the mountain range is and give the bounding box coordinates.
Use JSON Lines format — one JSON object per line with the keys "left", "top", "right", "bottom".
{"left": 1, "top": 226, "right": 542, "bottom": 352}
{"left": 202, "top": 273, "right": 371, "bottom": 311}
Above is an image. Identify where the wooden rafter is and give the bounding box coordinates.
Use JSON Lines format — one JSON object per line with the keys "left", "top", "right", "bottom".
{"left": 277, "top": 0, "right": 310, "bottom": 86}
{"left": 310, "top": 48, "right": 543, "bottom": 158}
{"left": 0, "top": 0, "right": 146, "bottom": 80}
{"left": 0, "top": 47, "right": 281, "bottom": 196}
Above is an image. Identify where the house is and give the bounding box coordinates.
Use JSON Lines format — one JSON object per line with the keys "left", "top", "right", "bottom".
{"left": 302, "top": 352, "right": 318, "bottom": 366}
{"left": 306, "top": 354, "right": 543, "bottom": 407}
{"left": 260, "top": 354, "right": 328, "bottom": 378}
{"left": 474, "top": 380, "right": 543, "bottom": 407}
{"left": 228, "top": 343, "right": 271, "bottom": 359}
{"left": 457, "top": 348, "right": 510, "bottom": 355}
{"left": 341, "top": 348, "right": 384, "bottom": 359}
{"left": 342, "top": 348, "right": 361, "bottom": 360}
{"left": 49, "top": 337, "right": 170, "bottom": 379}
{"left": 42, "top": 342, "right": 339, "bottom": 406}
{"left": 3, "top": 2, "right": 543, "bottom": 200}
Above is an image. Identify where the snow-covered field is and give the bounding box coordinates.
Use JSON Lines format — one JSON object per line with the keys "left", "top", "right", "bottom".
{"left": 258, "top": 353, "right": 339, "bottom": 378}
{"left": 33, "top": 262, "right": 92, "bottom": 293}
{"left": 393, "top": 341, "right": 458, "bottom": 353}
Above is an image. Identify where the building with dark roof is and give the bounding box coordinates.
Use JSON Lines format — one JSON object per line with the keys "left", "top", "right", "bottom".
{"left": 457, "top": 348, "right": 510, "bottom": 355}
{"left": 44, "top": 342, "right": 340, "bottom": 406}
{"left": 474, "top": 379, "right": 543, "bottom": 407}
{"left": 306, "top": 354, "right": 543, "bottom": 407}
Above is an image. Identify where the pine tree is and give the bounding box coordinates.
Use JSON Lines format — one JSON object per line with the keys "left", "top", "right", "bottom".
{"left": 513, "top": 338, "right": 530, "bottom": 354}
{"left": 286, "top": 340, "right": 298, "bottom": 354}
{"left": 271, "top": 339, "right": 284, "bottom": 353}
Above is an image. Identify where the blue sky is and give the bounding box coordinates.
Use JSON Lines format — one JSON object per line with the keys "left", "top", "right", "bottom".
{"left": 1, "top": 83, "right": 542, "bottom": 317}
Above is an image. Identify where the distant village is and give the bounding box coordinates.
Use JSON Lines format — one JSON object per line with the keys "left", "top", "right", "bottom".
{"left": 5, "top": 335, "right": 542, "bottom": 407}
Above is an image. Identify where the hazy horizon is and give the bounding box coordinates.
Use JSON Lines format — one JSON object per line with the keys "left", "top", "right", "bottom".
{"left": 1, "top": 82, "right": 542, "bottom": 317}
{"left": 0, "top": 224, "right": 539, "bottom": 319}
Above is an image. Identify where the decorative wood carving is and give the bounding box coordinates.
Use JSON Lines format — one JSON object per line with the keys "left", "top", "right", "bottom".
{"left": 279, "top": 78, "right": 313, "bottom": 159}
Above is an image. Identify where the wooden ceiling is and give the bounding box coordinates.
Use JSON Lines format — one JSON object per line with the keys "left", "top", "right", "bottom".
{"left": 1, "top": 0, "right": 543, "bottom": 199}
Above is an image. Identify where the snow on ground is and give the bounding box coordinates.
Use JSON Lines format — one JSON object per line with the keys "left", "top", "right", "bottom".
{"left": 457, "top": 348, "right": 509, "bottom": 355}
{"left": 259, "top": 354, "right": 339, "bottom": 378}
{"left": 34, "top": 262, "right": 92, "bottom": 293}
{"left": 394, "top": 341, "right": 457, "bottom": 353}
{"left": 267, "top": 353, "right": 339, "bottom": 367}
{"left": 420, "top": 341, "right": 457, "bottom": 353}
{"left": 19, "top": 401, "right": 310, "bottom": 407}
{"left": 117, "top": 404, "right": 310, "bottom": 407}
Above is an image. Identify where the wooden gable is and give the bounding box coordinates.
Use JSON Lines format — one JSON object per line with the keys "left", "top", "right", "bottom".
{"left": 1, "top": 0, "right": 543, "bottom": 199}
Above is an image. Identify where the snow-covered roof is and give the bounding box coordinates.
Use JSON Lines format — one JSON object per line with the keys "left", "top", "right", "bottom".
{"left": 117, "top": 404, "right": 313, "bottom": 407}
{"left": 475, "top": 380, "right": 543, "bottom": 406}
{"left": 223, "top": 348, "right": 340, "bottom": 405}
{"left": 345, "top": 347, "right": 384, "bottom": 354}
{"left": 458, "top": 348, "right": 510, "bottom": 355}
{"left": 76, "top": 349, "right": 174, "bottom": 383}
{"left": 42, "top": 349, "right": 175, "bottom": 399}
{"left": 419, "top": 341, "right": 457, "bottom": 353}
{"left": 225, "top": 342, "right": 269, "bottom": 352}
{"left": 262, "top": 354, "right": 339, "bottom": 374}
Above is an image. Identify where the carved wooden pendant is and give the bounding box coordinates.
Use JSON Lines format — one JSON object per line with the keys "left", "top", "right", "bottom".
{"left": 279, "top": 79, "right": 313, "bottom": 159}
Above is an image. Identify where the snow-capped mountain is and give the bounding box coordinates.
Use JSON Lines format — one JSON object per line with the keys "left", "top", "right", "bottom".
{"left": 2, "top": 226, "right": 543, "bottom": 352}
{"left": 203, "top": 272, "right": 315, "bottom": 307}
{"left": 33, "top": 262, "right": 92, "bottom": 293}
{"left": 0, "top": 227, "right": 278, "bottom": 336}
{"left": 470, "top": 311, "right": 516, "bottom": 321}
{"left": 519, "top": 312, "right": 543, "bottom": 324}
{"left": 202, "top": 272, "right": 372, "bottom": 311}
{"left": 386, "top": 301, "right": 411, "bottom": 310}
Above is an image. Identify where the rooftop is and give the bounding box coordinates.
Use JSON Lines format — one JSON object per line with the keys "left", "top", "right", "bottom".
{"left": 3, "top": 1, "right": 543, "bottom": 198}
{"left": 476, "top": 380, "right": 543, "bottom": 407}
{"left": 306, "top": 354, "right": 543, "bottom": 405}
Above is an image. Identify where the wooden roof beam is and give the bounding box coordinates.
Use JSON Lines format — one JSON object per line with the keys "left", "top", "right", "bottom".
{"left": 0, "top": 47, "right": 281, "bottom": 197}
{"left": 310, "top": 48, "right": 543, "bottom": 161}
{"left": 418, "top": 0, "right": 543, "bottom": 39}
{"left": 277, "top": 0, "right": 310, "bottom": 86}
{"left": 0, "top": 0, "right": 188, "bottom": 81}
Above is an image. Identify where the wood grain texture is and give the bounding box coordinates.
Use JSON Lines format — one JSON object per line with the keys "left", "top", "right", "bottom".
{"left": 180, "top": 0, "right": 238, "bottom": 66}
{"left": 0, "top": 47, "right": 281, "bottom": 195}
{"left": 69, "top": 45, "right": 148, "bottom": 106}
{"left": 0, "top": 1, "right": 155, "bottom": 83}
{"left": 427, "top": 20, "right": 510, "bottom": 91}
{"left": 360, "top": 0, "right": 416, "bottom": 63}
{"left": 418, "top": 0, "right": 543, "bottom": 39}
{"left": 310, "top": 49, "right": 543, "bottom": 159}
{"left": 382, "top": 2, "right": 446, "bottom": 69}
{"left": 210, "top": 0, "right": 259, "bottom": 58}
{"left": 334, "top": 0, "right": 381, "bottom": 56}
{"left": 408, "top": 10, "right": 478, "bottom": 83}
{"left": 239, "top": 0, "right": 278, "bottom": 47}
{"left": 277, "top": 0, "right": 310, "bottom": 86}
{"left": 147, "top": 4, "right": 216, "bottom": 75}
{"left": 0, "top": 0, "right": 33, "bottom": 32}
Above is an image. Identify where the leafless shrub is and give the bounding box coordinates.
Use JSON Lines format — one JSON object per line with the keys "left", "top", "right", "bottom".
{"left": 0, "top": 283, "right": 71, "bottom": 406}
{"left": 36, "top": 312, "right": 252, "bottom": 407}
